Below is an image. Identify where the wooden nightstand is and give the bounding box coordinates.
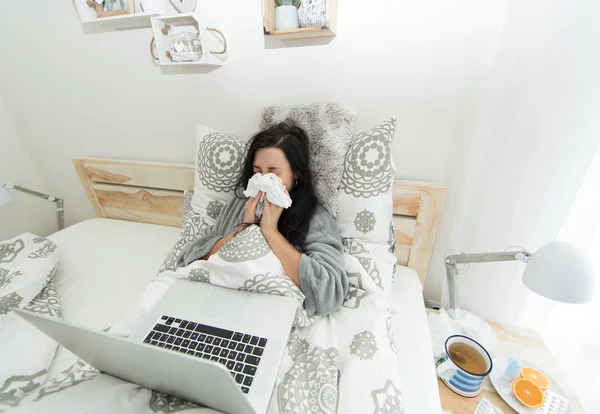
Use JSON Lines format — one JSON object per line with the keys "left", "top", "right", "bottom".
{"left": 425, "top": 309, "right": 585, "bottom": 413}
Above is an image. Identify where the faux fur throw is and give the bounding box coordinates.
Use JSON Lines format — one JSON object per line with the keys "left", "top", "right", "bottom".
{"left": 260, "top": 102, "right": 356, "bottom": 218}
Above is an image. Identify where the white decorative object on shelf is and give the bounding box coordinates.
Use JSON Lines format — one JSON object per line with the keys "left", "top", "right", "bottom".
{"left": 170, "top": 32, "right": 202, "bottom": 62}
{"left": 275, "top": 5, "right": 300, "bottom": 31}
{"left": 168, "top": 0, "right": 197, "bottom": 13}
{"left": 298, "top": 0, "right": 326, "bottom": 28}
{"left": 150, "top": 13, "right": 226, "bottom": 67}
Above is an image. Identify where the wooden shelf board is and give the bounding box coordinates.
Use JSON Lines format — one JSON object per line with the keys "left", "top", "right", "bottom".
{"left": 155, "top": 13, "right": 200, "bottom": 25}
{"left": 82, "top": 12, "right": 159, "bottom": 30}
{"left": 159, "top": 60, "right": 221, "bottom": 67}
{"left": 266, "top": 26, "right": 336, "bottom": 40}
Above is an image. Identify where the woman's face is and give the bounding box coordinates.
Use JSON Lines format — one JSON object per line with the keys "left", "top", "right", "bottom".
{"left": 253, "top": 148, "right": 295, "bottom": 192}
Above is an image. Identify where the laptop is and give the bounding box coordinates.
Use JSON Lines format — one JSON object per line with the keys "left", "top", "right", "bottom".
{"left": 15, "top": 279, "right": 298, "bottom": 414}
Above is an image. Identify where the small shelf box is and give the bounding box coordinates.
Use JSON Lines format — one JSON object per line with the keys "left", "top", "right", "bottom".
{"left": 73, "top": 0, "right": 166, "bottom": 30}
{"left": 150, "top": 13, "right": 226, "bottom": 67}
{"left": 262, "top": 0, "right": 337, "bottom": 39}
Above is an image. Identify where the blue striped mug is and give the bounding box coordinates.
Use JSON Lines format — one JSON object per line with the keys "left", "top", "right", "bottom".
{"left": 436, "top": 335, "right": 493, "bottom": 397}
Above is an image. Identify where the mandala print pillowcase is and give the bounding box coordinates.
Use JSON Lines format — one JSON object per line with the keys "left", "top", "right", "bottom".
{"left": 158, "top": 124, "right": 247, "bottom": 274}
{"left": 157, "top": 191, "right": 212, "bottom": 274}
{"left": 337, "top": 119, "right": 397, "bottom": 244}
{"left": 337, "top": 119, "right": 399, "bottom": 295}
{"left": 191, "top": 123, "right": 247, "bottom": 224}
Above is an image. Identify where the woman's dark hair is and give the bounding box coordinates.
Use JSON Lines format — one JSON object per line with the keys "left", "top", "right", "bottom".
{"left": 236, "top": 122, "right": 317, "bottom": 246}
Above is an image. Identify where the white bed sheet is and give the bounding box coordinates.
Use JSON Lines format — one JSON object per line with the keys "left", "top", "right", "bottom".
{"left": 48, "top": 218, "right": 181, "bottom": 329}
{"left": 46, "top": 218, "right": 440, "bottom": 413}
{"left": 390, "top": 267, "right": 442, "bottom": 414}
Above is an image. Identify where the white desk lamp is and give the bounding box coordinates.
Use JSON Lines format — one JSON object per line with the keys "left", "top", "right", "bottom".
{"left": 445, "top": 242, "right": 595, "bottom": 319}
{"left": 0, "top": 183, "right": 65, "bottom": 230}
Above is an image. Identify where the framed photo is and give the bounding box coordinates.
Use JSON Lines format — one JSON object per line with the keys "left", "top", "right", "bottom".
{"left": 96, "top": 0, "right": 135, "bottom": 18}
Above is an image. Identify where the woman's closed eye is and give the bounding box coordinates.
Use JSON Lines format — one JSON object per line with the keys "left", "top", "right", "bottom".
{"left": 253, "top": 166, "right": 281, "bottom": 175}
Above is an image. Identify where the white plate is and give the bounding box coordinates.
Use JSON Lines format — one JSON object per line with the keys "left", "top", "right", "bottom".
{"left": 489, "top": 356, "right": 573, "bottom": 414}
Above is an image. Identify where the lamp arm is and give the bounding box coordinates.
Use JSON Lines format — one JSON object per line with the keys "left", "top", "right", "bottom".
{"left": 4, "top": 184, "right": 65, "bottom": 230}
{"left": 446, "top": 250, "right": 531, "bottom": 265}
{"left": 444, "top": 249, "right": 531, "bottom": 316}
{"left": 445, "top": 260, "right": 460, "bottom": 315}
{"left": 9, "top": 184, "right": 56, "bottom": 201}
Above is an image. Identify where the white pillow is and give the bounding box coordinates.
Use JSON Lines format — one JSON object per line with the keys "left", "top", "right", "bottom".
{"left": 158, "top": 123, "right": 248, "bottom": 275}
{"left": 336, "top": 119, "right": 399, "bottom": 296}
{"left": 0, "top": 234, "right": 58, "bottom": 307}
{"left": 337, "top": 119, "right": 397, "bottom": 245}
{"left": 191, "top": 123, "right": 247, "bottom": 223}
{"left": 0, "top": 234, "right": 61, "bottom": 404}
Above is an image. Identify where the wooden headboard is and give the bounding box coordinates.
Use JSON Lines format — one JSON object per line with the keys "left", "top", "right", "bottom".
{"left": 74, "top": 158, "right": 447, "bottom": 285}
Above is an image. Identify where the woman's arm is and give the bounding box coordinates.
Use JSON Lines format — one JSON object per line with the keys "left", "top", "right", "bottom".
{"left": 177, "top": 194, "right": 261, "bottom": 267}
{"left": 202, "top": 224, "right": 251, "bottom": 260}
{"left": 260, "top": 198, "right": 302, "bottom": 287}
{"left": 202, "top": 192, "right": 262, "bottom": 259}
{"left": 297, "top": 216, "right": 348, "bottom": 316}
{"left": 261, "top": 200, "right": 348, "bottom": 315}
{"left": 262, "top": 229, "right": 302, "bottom": 288}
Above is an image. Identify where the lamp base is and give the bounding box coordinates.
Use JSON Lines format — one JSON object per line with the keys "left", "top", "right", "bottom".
{"left": 445, "top": 308, "right": 498, "bottom": 352}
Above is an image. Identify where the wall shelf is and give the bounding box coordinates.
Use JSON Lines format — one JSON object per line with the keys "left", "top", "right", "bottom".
{"left": 150, "top": 13, "right": 226, "bottom": 67}
{"left": 262, "top": 0, "right": 337, "bottom": 40}
{"left": 73, "top": 0, "right": 170, "bottom": 31}
{"left": 266, "top": 26, "right": 335, "bottom": 40}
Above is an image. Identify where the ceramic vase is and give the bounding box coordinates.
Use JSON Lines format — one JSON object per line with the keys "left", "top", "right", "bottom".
{"left": 275, "top": 5, "right": 300, "bottom": 31}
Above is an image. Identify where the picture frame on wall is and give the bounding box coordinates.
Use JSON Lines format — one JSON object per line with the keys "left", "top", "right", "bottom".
{"left": 96, "top": 0, "right": 135, "bottom": 18}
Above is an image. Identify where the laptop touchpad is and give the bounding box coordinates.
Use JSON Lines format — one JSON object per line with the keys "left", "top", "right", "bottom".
{"left": 199, "top": 290, "right": 249, "bottom": 323}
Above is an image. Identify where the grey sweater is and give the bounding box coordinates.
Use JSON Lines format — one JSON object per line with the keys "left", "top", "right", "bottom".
{"left": 177, "top": 197, "right": 349, "bottom": 316}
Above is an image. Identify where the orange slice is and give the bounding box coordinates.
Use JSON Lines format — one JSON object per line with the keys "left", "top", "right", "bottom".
{"left": 512, "top": 378, "right": 545, "bottom": 408}
{"left": 520, "top": 366, "right": 551, "bottom": 390}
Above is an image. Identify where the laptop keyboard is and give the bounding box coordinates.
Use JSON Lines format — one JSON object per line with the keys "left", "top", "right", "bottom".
{"left": 143, "top": 315, "right": 268, "bottom": 395}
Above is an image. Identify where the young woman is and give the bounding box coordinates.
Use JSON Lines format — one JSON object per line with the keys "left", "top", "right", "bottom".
{"left": 177, "top": 123, "right": 348, "bottom": 316}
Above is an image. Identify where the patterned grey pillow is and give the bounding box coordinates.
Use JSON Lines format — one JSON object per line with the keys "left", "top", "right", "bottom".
{"left": 191, "top": 124, "right": 247, "bottom": 225}
{"left": 336, "top": 119, "right": 397, "bottom": 244}
{"left": 158, "top": 191, "right": 211, "bottom": 274}
{"left": 260, "top": 102, "right": 356, "bottom": 218}
{"left": 337, "top": 119, "right": 399, "bottom": 295}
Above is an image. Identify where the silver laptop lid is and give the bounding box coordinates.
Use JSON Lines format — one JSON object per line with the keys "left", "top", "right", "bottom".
{"left": 14, "top": 309, "right": 256, "bottom": 414}
{"left": 131, "top": 280, "right": 298, "bottom": 414}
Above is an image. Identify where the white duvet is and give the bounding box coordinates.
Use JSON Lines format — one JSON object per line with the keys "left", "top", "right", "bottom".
{"left": 0, "top": 234, "right": 62, "bottom": 411}
{"left": 9, "top": 225, "right": 405, "bottom": 414}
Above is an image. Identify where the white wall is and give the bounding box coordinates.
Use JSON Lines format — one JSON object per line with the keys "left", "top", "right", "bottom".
{"left": 0, "top": 0, "right": 513, "bottom": 303}
{"left": 445, "top": 0, "right": 600, "bottom": 324}
{"left": 0, "top": 97, "right": 56, "bottom": 240}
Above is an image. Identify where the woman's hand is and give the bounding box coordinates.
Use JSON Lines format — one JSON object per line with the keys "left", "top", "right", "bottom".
{"left": 243, "top": 191, "right": 262, "bottom": 225}
{"left": 260, "top": 198, "right": 284, "bottom": 236}
{"left": 260, "top": 192, "right": 300, "bottom": 289}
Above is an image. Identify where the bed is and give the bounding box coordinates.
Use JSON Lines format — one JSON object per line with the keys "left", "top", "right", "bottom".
{"left": 27, "top": 158, "right": 446, "bottom": 413}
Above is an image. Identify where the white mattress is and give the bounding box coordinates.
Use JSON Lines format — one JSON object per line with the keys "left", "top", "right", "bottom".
{"left": 390, "top": 267, "right": 442, "bottom": 414}
{"left": 47, "top": 218, "right": 441, "bottom": 413}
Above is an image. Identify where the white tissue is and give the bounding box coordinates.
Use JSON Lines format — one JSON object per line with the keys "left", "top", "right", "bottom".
{"left": 242, "top": 173, "right": 292, "bottom": 218}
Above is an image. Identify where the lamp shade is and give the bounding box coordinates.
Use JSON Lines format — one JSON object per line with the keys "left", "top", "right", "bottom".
{"left": 0, "top": 186, "right": 13, "bottom": 207}
{"left": 522, "top": 241, "right": 595, "bottom": 304}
